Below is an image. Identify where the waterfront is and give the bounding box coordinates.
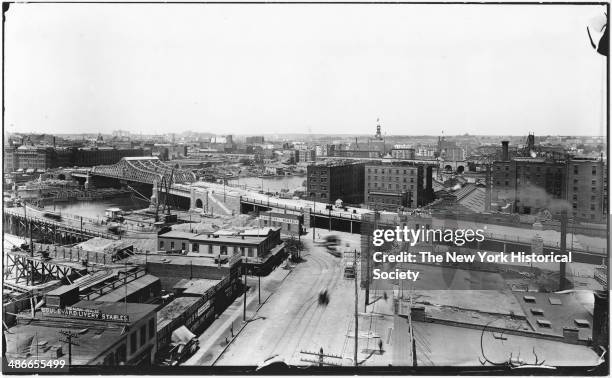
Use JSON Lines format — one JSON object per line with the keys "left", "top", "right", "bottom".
{"left": 45, "top": 195, "right": 149, "bottom": 219}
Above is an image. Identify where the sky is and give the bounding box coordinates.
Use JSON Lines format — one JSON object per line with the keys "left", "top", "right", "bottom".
{"left": 3, "top": 3, "right": 608, "bottom": 136}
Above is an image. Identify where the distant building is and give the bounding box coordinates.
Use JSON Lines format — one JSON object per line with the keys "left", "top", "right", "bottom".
{"left": 246, "top": 136, "right": 265, "bottom": 144}
{"left": 390, "top": 146, "right": 416, "bottom": 160}
{"left": 307, "top": 160, "right": 365, "bottom": 204}
{"left": 329, "top": 150, "right": 379, "bottom": 158}
{"left": 364, "top": 161, "right": 435, "bottom": 211}
{"left": 13, "top": 145, "right": 55, "bottom": 170}
{"left": 567, "top": 158, "right": 607, "bottom": 223}
{"left": 491, "top": 141, "right": 607, "bottom": 222}
{"left": 298, "top": 149, "right": 316, "bottom": 163}
{"left": 437, "top": 136, "right": 465, "bottom": 161}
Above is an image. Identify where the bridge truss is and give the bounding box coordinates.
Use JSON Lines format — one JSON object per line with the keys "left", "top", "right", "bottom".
{"left": 91, "top": 157, "right": 196, "bottom": 185}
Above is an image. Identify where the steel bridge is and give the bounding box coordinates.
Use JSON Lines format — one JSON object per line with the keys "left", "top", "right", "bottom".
{"left": 88, "top": 156, "right": 197, "bottom": 185}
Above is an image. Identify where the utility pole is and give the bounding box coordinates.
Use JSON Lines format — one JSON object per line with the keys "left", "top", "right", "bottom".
{"left": 243, "top": 260, "right": 247, "bottom": 321}
{"left": 59, "top": 330, "right": 79, "bottom": 366}
{"left": 258, "top": 269, "right": 261, "bottom": 305}
{"left": 312, "top": 198, "right": 316, "bottom": 242}
{"left": 354, "top": 249, "right": 358, "bottom": 367}
{"left": 29, "top": 220, "right": 33, "bottom": 286}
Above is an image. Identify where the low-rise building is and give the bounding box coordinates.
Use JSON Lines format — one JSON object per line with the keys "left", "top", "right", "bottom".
{"left": 5, "top": 300, "right": 158, "bottom": 366}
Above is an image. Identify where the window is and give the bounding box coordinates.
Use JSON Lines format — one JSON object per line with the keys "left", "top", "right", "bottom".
{"left": 170, "top": 241, "right": 175, "bottom": 250}
{"left": 574, "top": 165, "right": 579, "bottom": 174}
{"left": 192, "top": 243, "right": 199, "bottom": 252}
{"left": 592, "top": 166, "right": 597, "bottom": 175}
{"left": 220, "top": 246, "right": 228, "bottom": 255}
{"left": 130, "top": 332, "right": 137, "bottom": 354}
{"left": 181, "top": 243, "right": 186, "bottom": 251}
{"left": 140, "top": 325, "right": 146, "bottom": 346}
{"left": 149, "top": 318, "right": 155, "bottom": 339}
{"left": 159, "top": 241, "right": 164, "bottom": 249}
{"left": 592, "top": 180, "right": 597, "bottom": 186}
{"left": 116, "top": 344, "right": 127, "bottom": 364}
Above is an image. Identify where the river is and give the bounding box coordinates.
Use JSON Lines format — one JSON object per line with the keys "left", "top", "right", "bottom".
{"left": 47, "top": 195, "right": 149, "bottom": 219}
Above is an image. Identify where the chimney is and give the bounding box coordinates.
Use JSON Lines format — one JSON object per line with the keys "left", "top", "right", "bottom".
{"left": 501, "top": 141, "right": 509, "bottom": 161}
{"left": 559, "top": 209, "right": 567, "bottom": 290}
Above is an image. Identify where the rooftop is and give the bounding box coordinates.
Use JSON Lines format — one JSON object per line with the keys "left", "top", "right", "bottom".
{"left": 157, "top": 296, "right": 200, "bottom": 331}
{"left": 172, "top": 278, "right": 221, "bottom": 295}
{"left": 95, "top": 274, "right": 160, "bottom": 302}
{"left": 513, "top": 291, "right": 594, "bottom": 340}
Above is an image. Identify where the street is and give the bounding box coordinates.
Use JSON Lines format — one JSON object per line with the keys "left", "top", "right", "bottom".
{"left": 210, "top": 231, "right": 402, "bottom": 367}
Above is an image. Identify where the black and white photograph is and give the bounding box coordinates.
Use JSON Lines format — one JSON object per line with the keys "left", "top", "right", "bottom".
{"left": 1, "top": 1, "right": 609, "bottom": 375}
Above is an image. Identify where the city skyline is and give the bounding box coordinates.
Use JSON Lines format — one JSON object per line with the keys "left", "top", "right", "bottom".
{"left": 4, "top": 4, "right": 608, "bottom": 136}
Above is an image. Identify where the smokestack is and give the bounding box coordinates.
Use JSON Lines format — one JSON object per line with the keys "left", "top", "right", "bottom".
{"left": 559, "top": 209, "right": 567, "bottom": 290}
{"left": 501, "top": 141, "right": 509, "bottom": 161}
{"left": 527, "top": 133, "right": 535, "bottom": 152}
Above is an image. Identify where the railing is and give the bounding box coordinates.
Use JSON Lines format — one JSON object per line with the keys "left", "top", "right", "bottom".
{"left": 241, "top": 196, "right": 363, "bottom": 221}
{"left": 4, "top": 208, "right": 119, "bottom": 240}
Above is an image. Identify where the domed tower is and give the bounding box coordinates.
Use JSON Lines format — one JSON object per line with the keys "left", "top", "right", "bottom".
{"left": 374, "top": 118, "right": 383, "bottom": 140}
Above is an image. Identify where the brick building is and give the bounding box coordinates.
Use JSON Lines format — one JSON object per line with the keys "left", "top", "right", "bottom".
{"left": 364, "top": 161, "right": 435, "bottom": 211}
{"left": 306, "top": 160, "right": 365, "bottom": 204}
{"left": 491, "top": 144, "right": 607, "bottom": 222}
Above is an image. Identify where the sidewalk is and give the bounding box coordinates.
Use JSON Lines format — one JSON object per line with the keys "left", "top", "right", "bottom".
{"left": 183, "top": 263, "right": 294, "bottom": 366}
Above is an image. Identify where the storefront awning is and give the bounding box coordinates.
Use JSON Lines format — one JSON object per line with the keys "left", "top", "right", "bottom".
{"left": 170, "top": 325, "right": 196, "bottom": 345}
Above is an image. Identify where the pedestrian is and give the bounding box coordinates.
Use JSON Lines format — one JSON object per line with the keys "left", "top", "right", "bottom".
{"left": 378, "top": 339, "right": 383, "bottom": 354}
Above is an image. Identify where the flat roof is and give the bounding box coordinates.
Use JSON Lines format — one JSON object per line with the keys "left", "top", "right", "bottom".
{"left": 95, "top": 274, "right": 160, "bottom": 302}
{"left": 413, "top": 322, "right": 600, "bottom": 366}
{"left": 157, "top": 297, "right": 201, "bottom": 331}
{"left": 158, "top": 230, "right": 199, "bottom": 240}
{"left": 190, "top": 234, "right": 267, "bottom": 245}
{"left": 513, "top": 291, "right": 593, "bottom": 340}
{"left": 173, "top": 278, "right": 221, "bottom": 295}
{"left": 131, "top": 253, "right": 239, "bottom": 268}
{"left": 5, "top": 321, "right": 124, "bottom": 365}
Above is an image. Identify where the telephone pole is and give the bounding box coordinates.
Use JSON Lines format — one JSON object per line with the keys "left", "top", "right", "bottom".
{"left": 354, "top": 249, "right": 358, "bottom": 367}
{"left": 243, "top": 261, "right": 247, "bottom": 321}
{"left": 59, "top": 330, "right": 79, "bottom": 366}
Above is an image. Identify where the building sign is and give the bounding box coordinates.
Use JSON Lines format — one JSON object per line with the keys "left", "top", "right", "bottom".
{"left": 196, "top": 300, "right": 211, "bottom": 317}
{"left": 41, "top": 306, "right": 129, "bottom": 322}
{"left": 269, "top": 216, "right": 299, "bottom": 225}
